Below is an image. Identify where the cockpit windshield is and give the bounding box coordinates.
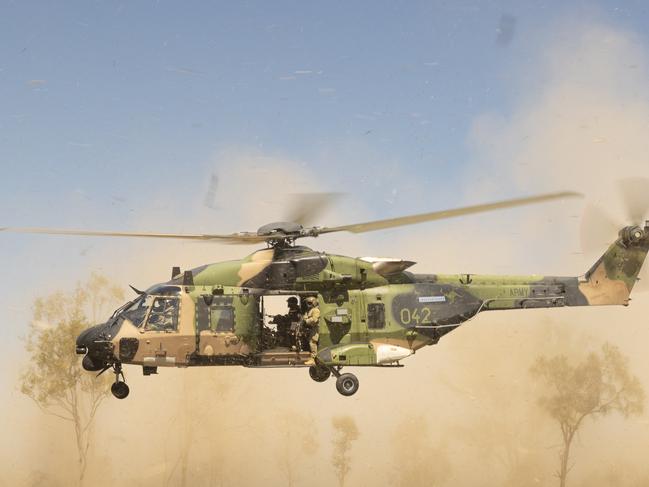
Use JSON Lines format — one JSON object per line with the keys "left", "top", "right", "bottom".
{"left": 119, "top": 295, "right": 154, "bottom": 328}
{"left": 115, "top": 285, "right": 182, "bottom": 328}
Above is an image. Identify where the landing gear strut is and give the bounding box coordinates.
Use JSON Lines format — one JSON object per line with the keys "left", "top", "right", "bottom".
{"left": 110, "top": 362, "right": 130, "bottom": 399}
{"left": 305, "top": 360, "right": 360, "bottom": 396}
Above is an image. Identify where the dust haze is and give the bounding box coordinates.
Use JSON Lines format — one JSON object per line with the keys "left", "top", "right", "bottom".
{"left": 4, "top": 18, "right": 649, "bottom": 487}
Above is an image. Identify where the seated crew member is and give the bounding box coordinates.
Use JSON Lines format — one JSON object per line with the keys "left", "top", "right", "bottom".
{"left": 302, "top": 296, "right": 320, "bottom": 366}
{"left": 285, "top": 296, "right": 302, "bottom": 350}
{"left": 148, "top": 298, "right": 177, "bottom": 331}
{"left": 271, "top": 297, "right": 302, "bottom": 348}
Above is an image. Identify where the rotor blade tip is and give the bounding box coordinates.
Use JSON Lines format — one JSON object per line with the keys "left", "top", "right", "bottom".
{"left": 559, "top": 191, "right": 583, "bottom": 198}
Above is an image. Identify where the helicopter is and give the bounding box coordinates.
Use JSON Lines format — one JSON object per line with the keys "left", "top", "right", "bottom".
{"left": 3, "top": 186, "right": 648, "bottom": 399}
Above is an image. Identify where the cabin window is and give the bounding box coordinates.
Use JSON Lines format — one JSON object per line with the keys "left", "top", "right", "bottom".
{"left": 368, "top": 303, "right": 385, "bottom": 329}
{"left": 196, "top": 296, "right": 236, "bottom": 333}
{"left": 211, "top": 306, "right": 235, "bottom": 332}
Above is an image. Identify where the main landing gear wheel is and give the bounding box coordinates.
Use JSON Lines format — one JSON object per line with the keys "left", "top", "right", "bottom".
{"left": 309, "top": 364, "right": 331, "bottom": 383}
{"left": 335, "top": 373, "right": 359, "bottom": 396}
{"left": 111, "top": 381, "right": 130, "bottom": 399}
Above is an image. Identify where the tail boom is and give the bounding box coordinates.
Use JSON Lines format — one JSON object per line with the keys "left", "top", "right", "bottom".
{"left": 427, "top": 224, "right": 649, "bottom": 314}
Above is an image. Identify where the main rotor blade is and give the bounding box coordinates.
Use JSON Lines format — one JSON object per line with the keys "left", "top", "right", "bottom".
{"left": 317, "top": 191, "right": 582, "bottom": 235}
{"left": 285, "top": 192, "right": 345, "bottom": 226}
{"left": 618, "top": 177, "right": 649, "bottom": 224}
{"left": 0, "top": 227, "right": 268, "bottom": 244}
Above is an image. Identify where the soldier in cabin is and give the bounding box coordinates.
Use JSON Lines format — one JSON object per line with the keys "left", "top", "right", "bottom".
{"left": 302, "top": 296, "right": 320, "bottom": 365}
{"left": 271, "top": 296, "right": 302, "bottom": 348}
{"left": 285, "top": 296, "right": 302, "bottom": 349}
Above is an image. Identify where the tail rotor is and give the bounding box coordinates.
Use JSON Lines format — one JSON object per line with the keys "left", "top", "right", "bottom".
{"left": 619, "top": 177, "right": 649, "bottom": 226}
{"left": 581, "top": 178, "right": 649, "bottom": 291}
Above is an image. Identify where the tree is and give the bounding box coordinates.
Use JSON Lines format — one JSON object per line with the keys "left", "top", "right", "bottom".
{"left": 530, "top": 342, "right": 645, "bottom": 487}
{"left": 276, "top": 411, "right": 319, "bottom": 487}
{"left": 21, "top": 272, "right": 124, "bottom": 485}
{"left": 163, "top": 373, "right": 235, "bottom": 487}
{"left": 85, "top": 272, "right": 124, "bottom": 323}
{"left": 390, "top": 414, "right": 451, "bottom": 487}
{"left": 331, "top": 415, "right": 359, "bottom": 487}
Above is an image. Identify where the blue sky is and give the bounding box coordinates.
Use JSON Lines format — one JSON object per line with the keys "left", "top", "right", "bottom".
{"left": 4, "top": 0, "right": 645, "bottom": 228}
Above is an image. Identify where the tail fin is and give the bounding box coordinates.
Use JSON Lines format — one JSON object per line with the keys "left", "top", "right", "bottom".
{"left": 579, "top": 224, "right": 649, "bottom": 305}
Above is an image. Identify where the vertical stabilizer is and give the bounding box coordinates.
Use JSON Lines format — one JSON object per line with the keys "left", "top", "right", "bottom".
{"left": 579, "top": 224, "right": 649, "bottom": 305}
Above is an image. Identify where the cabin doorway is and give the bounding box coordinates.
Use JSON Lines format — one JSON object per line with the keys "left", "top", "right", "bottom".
{"left": 258, "top": 294, "right": 310, "bottom": 366}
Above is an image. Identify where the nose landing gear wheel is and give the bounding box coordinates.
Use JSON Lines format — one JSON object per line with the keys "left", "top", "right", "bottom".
{"left": 109, "top": 361, "right": 129, "bottom": 399}
{"left": 111, "top": 381, "right": 130, "bottom": 399}
{"left": 335, "top": 373, "right": 359, "bottom": 396}
{"left": 309, "top": 365, "right": 331, "bottom": 382}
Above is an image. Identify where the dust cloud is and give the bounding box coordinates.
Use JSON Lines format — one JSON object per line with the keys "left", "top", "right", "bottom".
{"left": 4, "top": 18, "right": 649, "bottom": 487}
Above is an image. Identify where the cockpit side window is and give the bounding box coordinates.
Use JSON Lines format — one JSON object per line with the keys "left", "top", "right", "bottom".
{"left": 145, "top": 297, "right": 180, "bottom": 332}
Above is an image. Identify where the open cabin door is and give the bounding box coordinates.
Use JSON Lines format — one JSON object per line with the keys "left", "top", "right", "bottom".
{"left": 252, "top": 293, "right": 311, "bottom": 366}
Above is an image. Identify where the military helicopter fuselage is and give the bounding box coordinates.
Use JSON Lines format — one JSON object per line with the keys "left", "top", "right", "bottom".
{"left": 76, "top": 224, "right": 649, "bottom": 398}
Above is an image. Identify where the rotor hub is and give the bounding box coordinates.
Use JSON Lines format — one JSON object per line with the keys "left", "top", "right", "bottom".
{"left": 257, "top": 221, "right": 303, "bottom": 237}
{"left": 620, "top": 225, "right": 646, "bottom": 245}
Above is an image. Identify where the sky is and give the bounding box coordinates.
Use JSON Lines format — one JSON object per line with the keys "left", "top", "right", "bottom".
{"left": 2, "top": 1, "right": 646, "bottom": 224}
{"left": 2, "top": 1, "right": 649, "bottom": 485}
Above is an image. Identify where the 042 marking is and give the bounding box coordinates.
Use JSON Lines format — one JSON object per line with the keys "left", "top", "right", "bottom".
{"left": 399, "top": 307, "right": 433, "bottom": 325}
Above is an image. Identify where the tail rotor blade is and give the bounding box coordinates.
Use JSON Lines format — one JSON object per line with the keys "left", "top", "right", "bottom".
{"left": 619, "top": 177, "right": 649, "bottom": 224}
{"left": 580, "top": 204, "right": 621, "bottom": 255}
{"left": 616, "top": 176, "right": 648, "bottom": 294}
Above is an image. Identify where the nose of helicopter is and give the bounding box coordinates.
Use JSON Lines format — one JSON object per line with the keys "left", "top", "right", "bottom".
{"left": 76, "top": 322, "right": 116, "bottom": 371}
{"left": 75, "top": 326, "right": 93, "bottom": 354}
{"left": 76, "top": 322, "right": 104, "bottom": 353}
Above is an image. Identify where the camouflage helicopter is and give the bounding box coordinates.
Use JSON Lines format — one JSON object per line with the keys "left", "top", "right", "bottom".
{"left": 3, "top": 184, "right": 648, "bottom": 399}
